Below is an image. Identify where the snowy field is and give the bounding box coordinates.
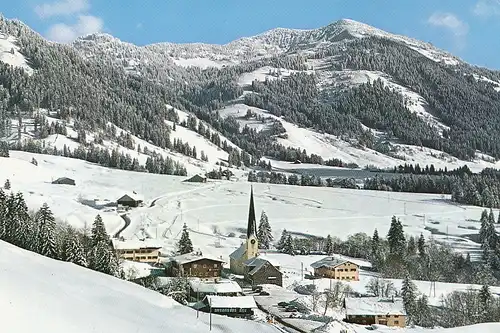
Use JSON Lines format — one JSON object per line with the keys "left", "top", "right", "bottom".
{"left": 0, "top": 240, "right": 282, "bottom": 333}
{"left": 0, "top": 33, "right": 33, "bottom": 75}
{"left": 0, "top": 151, "right": 489, "bottom": 257}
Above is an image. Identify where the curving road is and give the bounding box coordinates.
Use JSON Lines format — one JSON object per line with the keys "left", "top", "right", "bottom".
{"left": 114, "top": 214, "right": 131, "bottom": 238}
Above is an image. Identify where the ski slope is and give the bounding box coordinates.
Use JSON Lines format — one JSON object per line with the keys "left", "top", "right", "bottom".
{"left": 0, "top": 240, "right": 281, "bottom": 333}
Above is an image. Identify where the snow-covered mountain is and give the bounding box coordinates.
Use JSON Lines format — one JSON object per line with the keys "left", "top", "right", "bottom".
{"left": 74, "top": 18, "right": 461, "bottom": 69}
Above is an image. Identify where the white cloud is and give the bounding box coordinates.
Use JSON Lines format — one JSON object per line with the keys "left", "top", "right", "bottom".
{"left": 47, "top": 15, "right": 103, "bottom": 43}
{"left": 473, "top": 0, "right": 500, "bottom": 17}
{"left": 35, "top": 0, "right": 90, "bottom": 19}
{"left": 428, "top": 12, "right": 469, "bottom": 37}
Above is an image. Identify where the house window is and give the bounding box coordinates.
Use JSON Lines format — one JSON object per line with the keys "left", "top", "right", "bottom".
{"left": 214, "top": 272, "right": 218, "bottom": 277}
{"left": 350, "top": 268, "right": 356, "bottom": 271}
{"left": 193, "top": 264, "right": 198, "bottom": 268}
{"left": 394, "top": 320, "right": 399, "bottom": 325}
{"left": 338, "top": 269, "right": 343, "bottom": 272}
{"left": 214, "top": 263, "right": 218, "bottom": 268}
{"left": 394, "top": 315, "right": 399, "bottom": 318}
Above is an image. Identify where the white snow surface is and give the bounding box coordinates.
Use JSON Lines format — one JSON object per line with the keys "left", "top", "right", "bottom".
{"left": 0, "top": 240, "right": 281, "bottom": 333}
{"left": 0, "top": 33, "right": 33, "bottom": 75}
{"left": 206, "top": 295, "right": 257, "bottom": 308}
{"left": 218, "top": 103, "right": 498, "bottom": 172}
{"left": 317, "top": 322, "right": 500, "bottom": 333}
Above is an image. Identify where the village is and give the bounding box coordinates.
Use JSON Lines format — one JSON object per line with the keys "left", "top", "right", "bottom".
{"left": 108, "top": 178, "right": 408, "bottom": 332}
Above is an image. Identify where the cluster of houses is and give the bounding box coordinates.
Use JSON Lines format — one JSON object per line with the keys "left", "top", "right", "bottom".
{"left": 112, "top": 186, "right": 407, "bottom": 327}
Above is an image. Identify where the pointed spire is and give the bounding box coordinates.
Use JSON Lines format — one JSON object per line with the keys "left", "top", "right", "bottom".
{"left": 247, "top": 186, "right": 257, "bottom": 238}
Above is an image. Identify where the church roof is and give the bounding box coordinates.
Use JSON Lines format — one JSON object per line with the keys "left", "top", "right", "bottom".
{"left": 229, "top": 243, "right": 246, "bottom": 260}
{"left": 247, "top": 186, "right": 257, "bottom": 238}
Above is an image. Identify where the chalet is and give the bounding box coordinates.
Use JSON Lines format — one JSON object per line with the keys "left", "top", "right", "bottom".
{"left": 310, "top": 257, "right": 360, "bottom": 281}
{"left": 229, "top": 186, "right": 282, "bottom": 286}
{"left": 52, "top": 177, "right": 76, "bottom": 186}
{"left": 193, "top": 295, "right": 257, "bottom": 318}
{"left": 184, "top": 174, "right": 207, "bottom": 183}
{"left": 167, "top": 253, "right": 224, "bottom": 280}
{"left": 113, "top": 239, "right": 162, "bottom": 264}
{"left": 189, "top": 278, "right": 242, "bottom": 302}
{"left": 344, "top": 297, "right": 406, "bottom": 327}
{"left": 117, "top": 193, "right": 143, "bottom": 207}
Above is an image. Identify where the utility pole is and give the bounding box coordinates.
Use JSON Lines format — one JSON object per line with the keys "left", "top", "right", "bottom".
{"left": 301, "top": 262, "right": 304, "bottom": 281}
{"left": 209, "top": 297, "right": 212, "bottom": 331}
{"left": 404, "top": 202, "right": 407, "bottom": 216}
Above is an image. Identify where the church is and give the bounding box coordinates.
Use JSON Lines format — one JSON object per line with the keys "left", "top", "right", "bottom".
{"left": 229, "top": 187, "right": 283, "bottom": 287}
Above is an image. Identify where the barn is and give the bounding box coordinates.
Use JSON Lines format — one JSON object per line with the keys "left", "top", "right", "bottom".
{"left": 184, "top": 174, "right": 207, "bottom": 183}
{"left": 52, "top": 177, "right": 76, "bottom": 186}
{"left": 117, "top": 193, "right": 143, "bottom": 207}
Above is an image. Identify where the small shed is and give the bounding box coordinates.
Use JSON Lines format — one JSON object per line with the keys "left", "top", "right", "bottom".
{"left": 184, "top": 174, "right": 207, "bottom": 183}
{"left": 52, "top": 177, "right": 76, "bottom": 186}
{"left": 117, "top": 193, "right": 143, "bottom": 207}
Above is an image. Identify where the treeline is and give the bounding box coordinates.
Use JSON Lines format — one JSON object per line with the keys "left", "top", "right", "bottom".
{"left": 12, "top": 139, "right": 188, "bottom": 176}
{"left": 387, "top": 163, "right": 472, "bottom": 176}
{"left": 364, "top": 168, "right": 500, "bottom": 208}
{"left": 0, "top": 188, "right": 122, "bottom": 278}
{"left": 247, "top": 170, "right": 358, "bottom": 189}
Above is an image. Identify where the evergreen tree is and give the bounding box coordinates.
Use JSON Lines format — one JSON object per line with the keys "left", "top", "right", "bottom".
{"left": 276, "top": 229, "right": 288, "bottom": 250}
{"left": 177, "top": 223, "right": 193, "bottom": 254}
{"left": 0, "top": 189, "right": 6, "bottom": 240}
{"left": 90, "top": 240, "right": 114, "bottom": 274}
{"left": 91, "top": 214, "right": 109, "bottom": 247}
{"left": 4, "top": 178, "right": 10, "bottom": 190}
{"left": 401, "top": 276, "right": 418, "bottom": 324}
{"left": 478, "top": 285, "right": 492, "bottom": 322}
{"left": 387, "top": 216, "right": 406, "bottom": 255}
{"left": 407, "top": 236, "right": 417, "bottom": 256}
{"left": 417, "top": 233, "right": 426, "bottom": 257}
{"left": 281, "top": 234, "right": 295, "bottom": 255}
{"left": 66, "top": 231, "right": 87, "bottom": 267}
{"left": 257, "top": 210, "right": 273, "bottom": 249}
{"left": 371, "top": 229, "right": 380, "bottom": 257}
{"left": 36, "top": 203, "right": 58, "bottom": 259}
{"left": 325, "top": 234, "right": 334, "bottom": 255}
{"left": 414, "top": 295, "right": 432, "bottom": 328}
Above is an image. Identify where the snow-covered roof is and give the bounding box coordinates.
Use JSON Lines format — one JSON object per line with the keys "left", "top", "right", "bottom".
{"left": 171, "top": 253, "right": 225, "bottom": 265}
{"left": 117, "top": 192, "right": 144, "bottom": 202}
{"left": 113, "top": 239, "right": 163, "bottom": 250}
{"left": 244, "top": 257, "right": 280, "bottom": 275}
{"left": 206, "top": 295, "right": 257, "bottom": 309}
{"left": 310, "top": 257, "right": 357, "bottom": 269}
{"left": 189, "top": 279, "right": 242, "bottom": 294}
{"left": 345, "top": 297, "right": 406, "bottom": 316}
{"left": 229, "top": 243, "right": 246, "bottom": 260}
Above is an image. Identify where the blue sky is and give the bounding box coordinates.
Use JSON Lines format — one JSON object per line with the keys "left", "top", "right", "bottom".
{"left": 3, "top": 0, "right": 500, "bottom": 69}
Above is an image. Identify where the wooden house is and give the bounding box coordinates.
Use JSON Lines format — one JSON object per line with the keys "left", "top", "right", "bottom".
{"left": 117, "top": 193, "right": 143, "bottom": 207}
{"left": 167, "top": 253, "right": 225, "bottom": 280}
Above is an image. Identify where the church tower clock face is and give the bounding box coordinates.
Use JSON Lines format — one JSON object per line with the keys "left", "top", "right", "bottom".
{"left": 250, "top": 239, "right": 256, "bottom": 245}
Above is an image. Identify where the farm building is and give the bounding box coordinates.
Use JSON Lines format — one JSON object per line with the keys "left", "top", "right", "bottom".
{"left": 193, "top": 295, "right": 257, "bottom": 318}
{"left": 52, "top": 177, "right": 76, "bottom": 186}
{"left": 184, "top": 174, "right": 207, "bottom": 183}
{"left": 344, "top": 297, "right": 406, "bottom": 327}
{"left": 310, "top": 257, "right": 360, "bottom": 281}
{"left": 165, "top": 253, "right": 225, "bottom": 280}
{"left": 117, "top": 193, "right": 143, "bottom": 207}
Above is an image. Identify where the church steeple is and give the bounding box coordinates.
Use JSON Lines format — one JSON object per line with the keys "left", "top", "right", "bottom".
{"left": 247, "top": 185, "right": 257, "bottom": 239}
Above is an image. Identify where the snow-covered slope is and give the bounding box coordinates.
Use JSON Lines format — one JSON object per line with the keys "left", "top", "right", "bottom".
{"left": 0, "top": 33, "right": 33, "bottom": 75}
{"left": 7, "top": 108, "right": 242, "bottom": 176}
{"left": 218, "top": 103, "right": 499, "bottom": 172}
{"left": 0, "top": 240, "right": 280, "bottom": 333}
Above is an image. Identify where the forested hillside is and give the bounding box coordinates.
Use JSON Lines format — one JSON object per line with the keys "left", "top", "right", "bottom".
{"left": 1, "top": 16, "right": 500, "bottom": 172}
